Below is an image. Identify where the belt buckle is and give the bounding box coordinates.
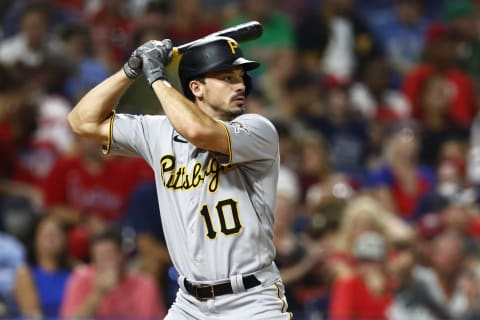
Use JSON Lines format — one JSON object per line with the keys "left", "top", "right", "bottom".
{"left": 195, "top": 284, "right": 215, "bottom": 301}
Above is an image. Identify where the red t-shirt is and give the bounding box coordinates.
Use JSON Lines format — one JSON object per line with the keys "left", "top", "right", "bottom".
{"left": 60, "top": 265, "right": 165, "bottom": 319}
{"left": 329, "top": 274, "right": 392, "bottom": 320}
{"left": 403, "top": 64, "right": 476, "bottom": 127}
{"left": 43, "top": 156, "right": 153, "bottom": 221}
{"left": 0, "top": 128, "right": 58, "bottom": 187}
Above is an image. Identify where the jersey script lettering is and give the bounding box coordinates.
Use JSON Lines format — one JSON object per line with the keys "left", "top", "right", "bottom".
{"left": 160, "top": 155, "right": 229, "bottom": 192}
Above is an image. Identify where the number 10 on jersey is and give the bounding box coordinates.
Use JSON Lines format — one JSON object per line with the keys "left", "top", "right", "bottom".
{"left": 199, "top": 199, "right": 243, "bottom": 239}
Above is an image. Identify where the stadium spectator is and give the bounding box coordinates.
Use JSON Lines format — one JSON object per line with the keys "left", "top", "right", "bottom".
{"left": 311, "top": 82, "right": 371, "bottom": 179}
{"left": 0, "top": 3, "right": 54, "bottom": 68}
{"left": 414, "top": 213, "right": 445, "bottom": 268}
{"left": 1, "top": 0, "right": 80, "bottom": 39}
{"left": 42, "top": 136, "right": 153, "bottom": 260}
{"left": 329, "top": 231, "right": 393, "bottom": 320}
{"left": 60, "top": 227, "right": 166, "bottom": 319}
{"left": 416, "top": 75, "right": 469, "bottom": 168}
{"left": 441, "top": 202, "right": 480, "bottom": 256}
{"left": 414, "top": 156, "right": 469, "bottom": 220}
{"left": 14, "top": 215, "right": 72, "bottom": 319}
{"left": 224, "top": 0, "right": 295, "bottom": 77}
{"left": 0, "top": 231, "right": 25, "bottom": 318}
{"left": 295, "top": 131, "right": 352, "bottom": 207}
{"left": 83, "top": 0, "right": 134, "bottom": 72}
{"left": 295, "top": 0, "right": 380, "bottom": 84}
{"left": 57, "top": 22, "right": 110, "bottom": 104}
{"left": 443, "top": 0, "right": 480, "bottom": 88}
{"left": 386, "top": 240, "right": 450, "bottom": 320}
{"left": 273, "top": 167, "right": 323, "bottom": 317}
{"left": 332, "top": 195, "right": 413, "bottom": 272}
{"left": 349, "top": 56, "right": 411, "bottom": 124}
{"left": 370, "top": 0, "right": 430, "bottom": 88}
{"left": 415, "top": 231, "right": 477, "bottom": 318}
{"left": 301, "top": 198, "right": 345, "bottom": 320}
{"left": 280, "top": 70, "right": 325, "bottom": 127}
{"left": 403, "top": 22, "right": 477, "bottom": 128}
{"left": 122, "top": 181, "right": 177, "bottom": 308}
{"left": 366, "top": 120, "right": 436, "bottom": 220}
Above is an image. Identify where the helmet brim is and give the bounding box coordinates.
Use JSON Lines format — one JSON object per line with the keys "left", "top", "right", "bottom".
{"left": 232, "top": 57, "right": 260, "bottom": 71}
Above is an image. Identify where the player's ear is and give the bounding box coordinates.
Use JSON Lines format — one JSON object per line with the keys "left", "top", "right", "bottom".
{"left": 189, "top": 80, "right": 204, "bottom": 99}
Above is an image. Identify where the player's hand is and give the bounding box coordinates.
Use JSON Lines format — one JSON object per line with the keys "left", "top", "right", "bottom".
{"left": 138, "top": 39, "right": 173, "bottom": 86}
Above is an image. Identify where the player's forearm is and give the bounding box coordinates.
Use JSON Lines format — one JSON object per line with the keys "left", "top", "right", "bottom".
{"left": 152, "top": 80, "right": 229, "bottom": 154}
{"left": 68, "top": 70, "right": 133, "bottom": 143}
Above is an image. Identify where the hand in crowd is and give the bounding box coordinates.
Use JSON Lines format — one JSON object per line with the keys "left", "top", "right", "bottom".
{"left": 94, "top": 268, "right": 120, "bottom": 295}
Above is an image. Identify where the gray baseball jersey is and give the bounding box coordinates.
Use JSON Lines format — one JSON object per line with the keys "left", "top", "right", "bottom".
{"left": 108, "top": 112, "right": 280, "bottom": 282}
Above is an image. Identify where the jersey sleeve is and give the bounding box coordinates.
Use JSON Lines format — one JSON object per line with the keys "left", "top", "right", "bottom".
{"left": 104, "top": 113, "right": 167, "bottom": 166}
{"left": 219, "top": 114, "right": 279, "bottom": 165}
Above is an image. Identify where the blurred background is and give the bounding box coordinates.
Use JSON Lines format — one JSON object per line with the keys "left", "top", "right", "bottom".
{"left": 1, "top": 0, "right": 480, "bottom": 319}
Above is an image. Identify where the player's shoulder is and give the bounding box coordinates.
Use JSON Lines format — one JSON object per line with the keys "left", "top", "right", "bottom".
{"left": 231, "top": 113, "right": 277, "bottom": 131}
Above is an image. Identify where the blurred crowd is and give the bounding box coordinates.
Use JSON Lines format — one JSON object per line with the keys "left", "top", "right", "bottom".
{"left": 1, "top": 0, "right": 480, "bottom": 319}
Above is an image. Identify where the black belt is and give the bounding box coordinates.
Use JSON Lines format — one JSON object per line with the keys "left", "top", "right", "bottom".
{"left": 184, "top": 275, "right": 261, "bottom": 301}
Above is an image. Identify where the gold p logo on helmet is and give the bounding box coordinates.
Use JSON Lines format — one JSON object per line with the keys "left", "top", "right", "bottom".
{"left": 227, "top": 40, "right": 238, "bottom": 54}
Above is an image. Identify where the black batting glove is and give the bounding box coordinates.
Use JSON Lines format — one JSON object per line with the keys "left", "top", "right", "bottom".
{"left": 138, "top": 39, "right": 173, "bottom": 86}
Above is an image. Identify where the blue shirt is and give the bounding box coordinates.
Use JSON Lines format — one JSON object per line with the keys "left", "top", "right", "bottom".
{"left": 32, "top": 266, "right": 70, "bottom": 318}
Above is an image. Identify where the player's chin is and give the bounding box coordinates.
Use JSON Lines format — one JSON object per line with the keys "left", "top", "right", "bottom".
{"left": 227, "top": 103, "right": 245, "bottom": 117}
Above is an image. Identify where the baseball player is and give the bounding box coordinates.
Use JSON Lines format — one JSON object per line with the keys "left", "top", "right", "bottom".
{"left": 67, "top": 36, "right": 292, "bottom": 319}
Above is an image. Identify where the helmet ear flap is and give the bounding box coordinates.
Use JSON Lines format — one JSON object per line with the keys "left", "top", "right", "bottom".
{"left": 244, "top": 74, "right": 252, "bottom": 97}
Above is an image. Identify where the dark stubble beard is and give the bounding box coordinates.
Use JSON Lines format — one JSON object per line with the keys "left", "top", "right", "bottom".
{"left": 226, "top": 106, "right": 245, "bottom": 119}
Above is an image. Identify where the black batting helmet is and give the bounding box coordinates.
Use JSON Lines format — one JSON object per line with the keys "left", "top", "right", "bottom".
{"left": 178, "top": 36, "right": 260, "bottom": 100}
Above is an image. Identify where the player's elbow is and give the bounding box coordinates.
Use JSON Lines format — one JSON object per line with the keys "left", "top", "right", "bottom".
{"left": 67, "top": 110, "right": 103, "bottom": 141}
{"left": 67, "top": 111, "right": 83, "bottom": 135}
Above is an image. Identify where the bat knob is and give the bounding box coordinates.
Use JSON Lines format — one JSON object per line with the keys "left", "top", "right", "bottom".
{"left": 128, "top": 56, "right": 142, "bottom": 69}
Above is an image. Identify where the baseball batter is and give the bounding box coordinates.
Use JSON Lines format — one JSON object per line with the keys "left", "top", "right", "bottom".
{"left": 68, "top": 36, "right": 292, "bottom": 319}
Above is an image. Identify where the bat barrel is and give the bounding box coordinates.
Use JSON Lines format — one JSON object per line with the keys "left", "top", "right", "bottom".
{"left": 176, "top": 21, "right": 262, "bottom": 54}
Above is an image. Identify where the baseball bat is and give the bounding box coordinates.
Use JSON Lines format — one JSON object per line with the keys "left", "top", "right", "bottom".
{"left": 128, "top": 20, "right": 263, "bottom": 69}
{"left": 175, "top": 20, "right": 263, "bottom": 53}
{"left": 131, "top": 20, "right": 262, "bottom": 92}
